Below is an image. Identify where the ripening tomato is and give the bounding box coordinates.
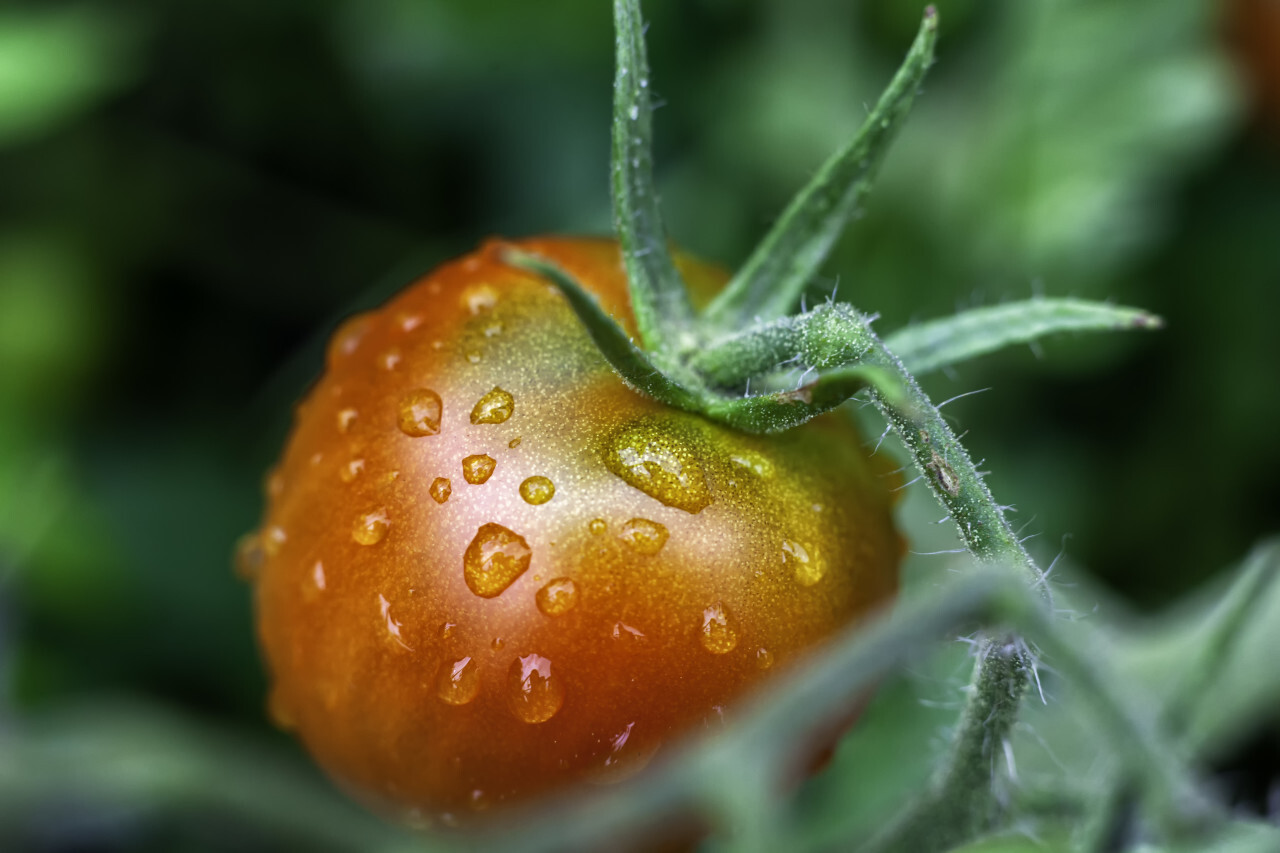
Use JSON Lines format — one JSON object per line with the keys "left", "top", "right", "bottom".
{"left": 241, "top": 236, "right": 903, "bottom": 823}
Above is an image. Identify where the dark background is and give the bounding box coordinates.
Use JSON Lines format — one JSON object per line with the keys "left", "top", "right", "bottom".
{"left": 2, "top": 0, "right": 1278, "bottom": 848}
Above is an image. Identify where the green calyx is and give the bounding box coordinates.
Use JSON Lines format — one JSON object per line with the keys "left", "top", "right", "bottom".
{"left": 503, "top": 0, "right": 1159, "bottom": 437}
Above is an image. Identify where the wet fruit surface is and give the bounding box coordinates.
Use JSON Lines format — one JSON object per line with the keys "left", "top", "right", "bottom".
{"left": 245, "top": 236, "right": 903, "bottom": 822}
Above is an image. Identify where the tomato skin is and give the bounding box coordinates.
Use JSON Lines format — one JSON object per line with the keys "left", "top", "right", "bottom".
{"left": 247, "top": 236, "right": 903, "bottom": 821}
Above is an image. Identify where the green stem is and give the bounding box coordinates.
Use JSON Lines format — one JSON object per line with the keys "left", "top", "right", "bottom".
{"left": 612, "top": 0, "right": 694, "bottom": 354}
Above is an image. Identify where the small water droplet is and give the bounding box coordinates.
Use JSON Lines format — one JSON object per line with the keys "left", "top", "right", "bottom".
{"left": 309, "top": 452, "right": 323, "bottom": 467}
{"left": 756, "top": 648, "right": 774, "bottom": 669}
{"left": 508, "top": 436, "right": 522, "bottom": 448}
{"left": 327, "top": 312, "right": 375, "bottom": 367}
{"left": 352, "top": 509, "right": 390, "bottom": 546}
{"left": 536, "top": 578, "right": 578, "bottom": 616}
{"left": 379, "top": 348, "right": 403, "bottom": 371}
{"left": 266, "top": 470, "right": 285, "bottom": 498}
{"left": 729, "top": 451, "right": 773, "bottom": 478}
{"left": 468, "top": 789, "right": 491, "bottom": 811}
{"left": 491, "top": 637, "right": 505, "bottom": 651}
{"left": 589, "top": 518, "right": 607, "bottom": 535}
{"left": 339, "top": 458, "right": 365, "bottom": 483}
{"left": 378, "top": 593, "right": 412, "bottom": 649}
{"left": 233, "top": 533, "right": 265, "bottom": 580}
{"left": 397, "top": 389, "right": 443, "bottom": 436}
{"left": 429, "top": 477, "right": 452, "bottom": 504}
{"left": 462, "top": 454, "right": 496, "bottom": 484}
{"left": 262, "top": 525, "right": 287, "bottom": 556}
{"left": 436, "top": 656, "right": 480, "bottom": 705}
{"left": 603, "top": 420, "right": 711, "bottom": 513}
{"left": 461, "top": 283, "right": 499, "bottom": 315}
{"left": 619, "top": 518, "right": 668, "bottom": 555}
{"left": 463, "top": 523, "right": 532, "bottom": 597}
{"left": 700, "top": 602, "right": 738, "bottom": 654}
{"left": 466, "top": 351, "right": 483, "bottom": 364}
{"left": 628, "top": 104, "right": 639, "bottom": 120}
{"left": 395, "top": 312, "right": 424, "bottom": 333}
{"left": 507, "top": 653, "right": 564, "bottom": 723}
{"left": 783, "top": 539, "right": 825, "bottom": 586}
{"left": 483, "top": 322, "right": 503, "bottom": 338}
{"left": 471, "top": 387, "right": 515, "bottom": 424}
{"left": 440, "top": 622, "right": 456, "bottom": 640}
{"left": 519, "top": 476, "right": 555, "bottom": 505}
{"left": 337, "top": 407, "right": 358, "bottom": 433}
{"left": 611, "top": 621, "right": 645, "bottom": 642}
{"left": 312, "top": 561, "right": 326, "bottom": 591}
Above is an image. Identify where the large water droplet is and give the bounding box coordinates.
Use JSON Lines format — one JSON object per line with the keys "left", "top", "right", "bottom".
{"left": 603, "top": 420, "right": 711, "bottom": 513}
{"left": 397, "top": 389, "right": 443, "bottom": 436}
{"left": 700, "top": 602, "right": 738, "bottom": 654}
{"left": 463, "top": 523, "right": 532, "bottom": 597}
{"left": 507, "top": 653, "right": 564, "bottom": 723}
{"left": 471, "top": 387, "right": 514, "bottom": 424}
{"left": 337, "top": 407, "right": 358, "bottom": 434}
{"left": 783, "top": 539, "right": 825, "bottom": 586}
{"left": 536, "top": 578, "right": 578, "bottom": 616}
{"left": 352, "top": 509, "right": 390, "bottom": 546}
{"left": 462, "top": 454, "right": 496, "bottom": 484}
{"left": 436, "top": 656, "right": 480, "bottom": 705}
{"left": 519, "top": 476, "right": 555, "bottom": 505}
{"left": 430, "top": 477, "right": 452, "bottom": 504}
{"left": 618, "top": 518, "right": 668, "bottom": 555}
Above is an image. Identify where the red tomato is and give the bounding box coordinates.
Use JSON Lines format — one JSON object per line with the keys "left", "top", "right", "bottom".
{"left": 241, "top": 236, "right": 903, "bottom": 823}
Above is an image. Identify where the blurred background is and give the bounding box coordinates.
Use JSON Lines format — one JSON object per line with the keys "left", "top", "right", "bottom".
{"left": 1, "top": 0, "right": 1278, "bottom": 849}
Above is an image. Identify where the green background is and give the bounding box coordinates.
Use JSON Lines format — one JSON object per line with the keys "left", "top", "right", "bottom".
{"left": 2, "top": 0, "right": 1277, "bottom": 849}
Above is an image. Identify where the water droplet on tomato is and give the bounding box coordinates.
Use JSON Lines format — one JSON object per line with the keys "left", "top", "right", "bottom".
{"left": 429, "top": 477, "right": 452, "bottom": 504}
{"left": 311, "top": 561, "right": 326, "bottom": 591}
{"left": 352, "top": 509, "right": 390, "bottom": 546}
{"left": 266, "top": 470, "right": 285, "bottom": 498}
{"left": 262, "top": 525, "right": 287, "bottom": 556}
{"left": 463, "top": 523, "right": 531, "bottom": 597}
{"left": 233, "top": 533, "right": 265, "bottom": 580}
{"left": 462, "top": 454, "right": 496, "bottom": 484}
{"left": 397, "top": 389, "right": 443, "bottom": 436}
{"left": 507, "top": 653, "right": 564, "bottom": 723}
{"left": 327, "top": 312, "right": 375, "bottom": 367}
{"left": 466, "top": 351, "right": 483, "bottom": 365}
{"left": 379, "top": 348, "right": 403, "bottom": 371}
{"left": 395, "top": 312, "right": 424, "bottom": 333}
{"left": 468, "top": 789, "right": 491, "bottom": 811}
{"left": 589, "top": 518, "right": 607, "bottom": 535}
{"left": 519, "top": 476, "right": 555, "bottom": 505}
{"left": 508, "top": 436, "right": 522, "bottom": 448}
{"left": 339, "top": 458, "right": 365, "bottom": 483}
{"left": 491, "top": 637, "right": 505, "bottom": 651}
{"left": 378, "top": 593, "right": 412, "bottom": 649}
{"left": 535, "top": 578, "right": 578, "bottom": 616}
{"left": 619, "top": 518, "right": 668, "bottom": 555}
{"left": 611, "top": 621, "right": 645, "bottom": 642}
{"left": 783, "top": 539, "right": 825, "bottom": 586}
{"left": 471, "top": 387, "right": 515, "bottom": 424}
{"left": 337, "top": 407, "right": 358, "bottom": 434}
{"left": 440, "top": 622, "right": 456, "bottom": 640}
{"left": 700, "top": 602, "right": 738, "bottom": 654}
{"left": 729, "top": 450, "right": 773, "bottom": 478}
{"left": 436, "top": 656, "right": 480, "bottom": 705}
{"left": 461, "top": 284, "right": 499, "bottom": 315}
{"left": 756, "top": 648, "right": 774, "bottom": 669}
{"left": 603, "top": 420, "right": 711, "bottom": 513}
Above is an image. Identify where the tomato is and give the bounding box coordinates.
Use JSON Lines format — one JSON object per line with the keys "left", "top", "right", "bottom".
{"left": 241, "top": 235, "right": 903, "bottom": 823}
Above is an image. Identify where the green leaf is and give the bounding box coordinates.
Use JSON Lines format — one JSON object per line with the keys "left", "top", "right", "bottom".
{"left": 885, "top": 298, "right": 1163, "bottom": 376}
{"left": 611, "top": 0, "right": 694, "bottom": 354}
{"left": 701, "top": 7, "right": 937, "bottom": 331}
{"left": 500, "top": 248, "right": 705, "bottom": 413}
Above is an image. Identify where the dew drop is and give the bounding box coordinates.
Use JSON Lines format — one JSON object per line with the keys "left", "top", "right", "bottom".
{"left": 233, "top": 533, "right": 265, "bottom": 580}
{"left": 430, "top": 477, "right": 452, "bottom": 504}
{"left": 783, "top": 539, "right": 825, "bottom": 586}
{"left": 483, "top": 322, "right": 503, "bottom": 338}
{"left": 628, "top": 104, "right": 640, "bottom": 120}
{"left": 379, "top": 348, "right": 403, "bottom": 371}
{"left": 468, "top": 789, "right": 491, "bottom": 812}
{"left": 262, "top": 525, "right": 287, "bottom": 556}
{"left": 507, "top": 653, "right": 564, "bottom": 723}
{"left": 471, "top": 387, "right": 515, "bottom": 424}
{"left": 700, "top": 602, "right": 738, "bottom": 654}
{"left": 397, "top": 389, "right": 443, "bottom": 436}
{"left": 309, "top": 452, "right": 323, "bottom": 467}
{"left": 508, "top": 436, "right": 522, "bottom": 449}
{"left": 327, "top": 312, "right": 375, "bottom": 367}
{"left": 440, "top": 622, "right": 456, "bottom": 640}
{"left": 312, "top": 561, "right": 326, "bottom": 591}
{"left": 729, "top": 450, "right": 773, "bottom": 478}
{"left": 337, "top": 407, "right": 358, "bottom": 434}
{"left": 466, "top": 351, "right": 483, "bottom": 365}
{"left": 603, "top": 419, "right": 711, "bottom": 513}
{"left": 536, "top": 578, "right": 578, "bottom": 616}
{"left": 395, "top": 312, "right": 424, "bottom": 333}
{"left": 352, "top": 508, "right": 390, "bottom": 546}
{"left": 339, "top": 458, "right": 365, "bottom": 483}
{"left": 266, "top": 470, "right": 285, "bottom": 498}
{"left": 611, "top": 621, "right": 646, "bottom": 642}
{"left": 463, "top": 523, "right": 532, "bottom": 597}
{"left": 378, "top": 593, "right": 412, "bottom": 649}
{"left": 462, "top": 454, "right": 496, "bottom": 485}
{"left": 491, "top": 637, "right": 505, "bottom": 651}
{"left": 519, "top": 476, "right": 555, "bottom": 505}
{"left": 588, "top": 518, "right": 607, "bottom": 535}
{"left": 618, "top": 518, "right": 668, "bottom": 555}
{"left": 436, "top": 656, "right": 480, "bottom": 705}
{"left": 461, "top": 283, "right": 499, "bottom": 315}
{"left": 756, "top": 648, "right": 774, "bottom": 670}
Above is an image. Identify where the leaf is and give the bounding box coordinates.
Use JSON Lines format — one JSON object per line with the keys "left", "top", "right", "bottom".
{"left": 701, "top": 8, "right": 938, "bottom": 331}
{"left": 704, "top": 365, "right": 908, "bottom": 434}
{"left": 884, "top": 299, "right": 1162, "bottom": 376}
